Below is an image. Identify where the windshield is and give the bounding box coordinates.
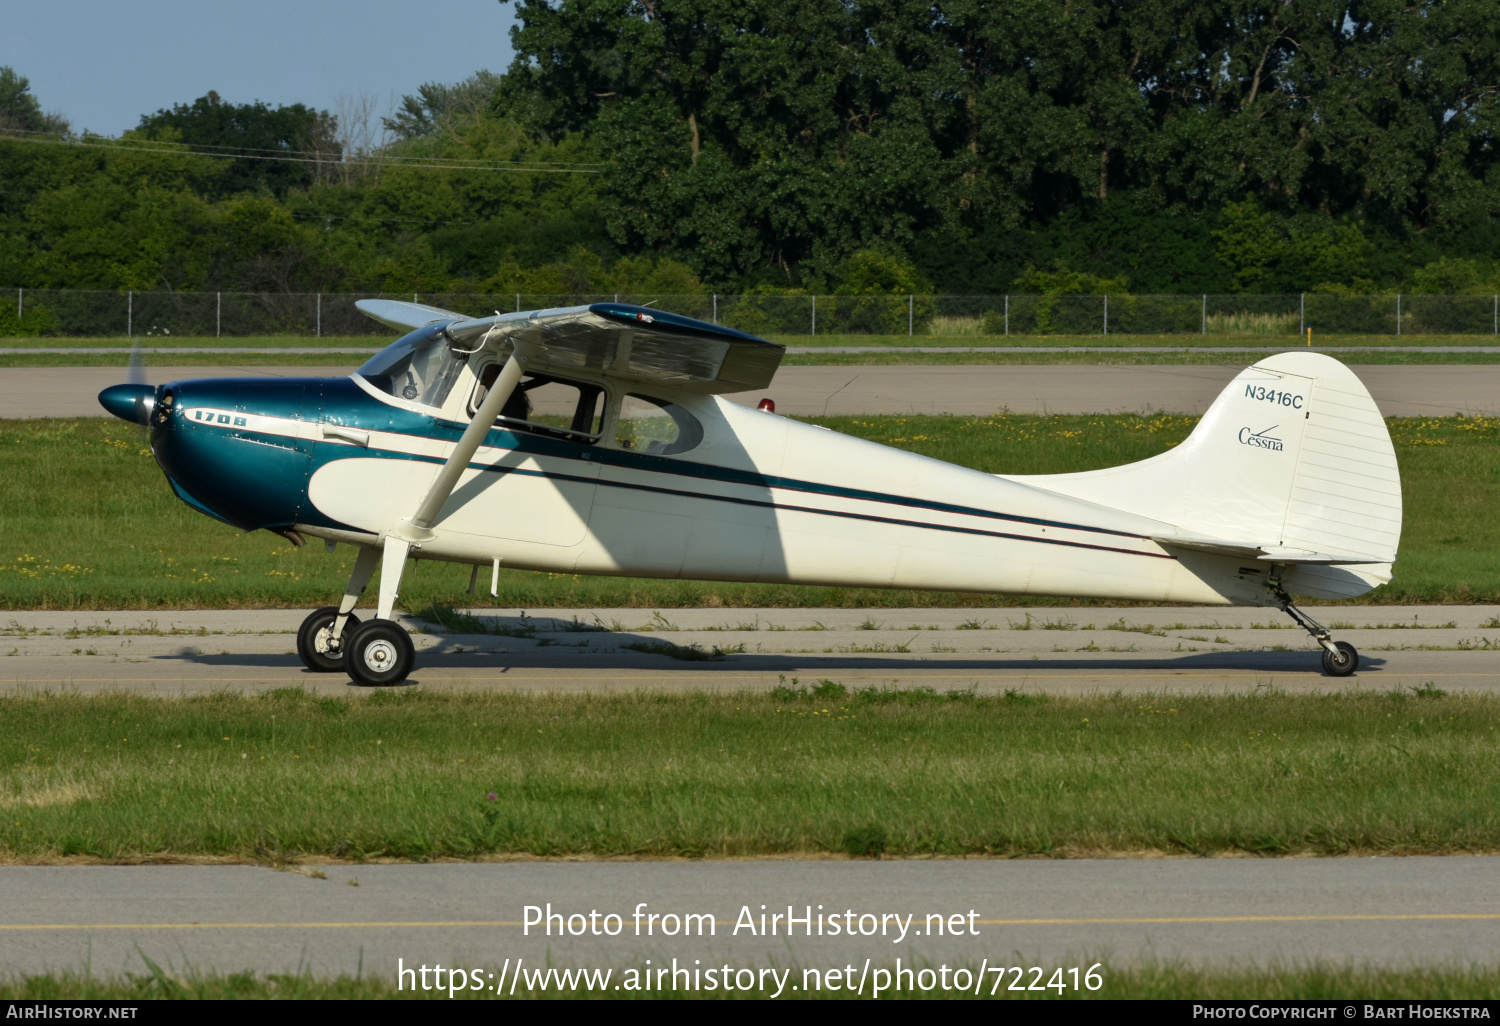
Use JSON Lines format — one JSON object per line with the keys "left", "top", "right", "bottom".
{"left": 357, "top": 327, "right": 467, "bottom": 408}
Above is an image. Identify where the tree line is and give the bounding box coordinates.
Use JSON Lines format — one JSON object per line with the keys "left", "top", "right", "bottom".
{"left": 3, "top": 0, "right": 1500, "bottom": 300}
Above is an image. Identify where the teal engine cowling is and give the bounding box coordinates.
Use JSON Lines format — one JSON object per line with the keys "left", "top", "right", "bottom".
{"left": 126, "top": 378, "right": 318, "bottom": 532}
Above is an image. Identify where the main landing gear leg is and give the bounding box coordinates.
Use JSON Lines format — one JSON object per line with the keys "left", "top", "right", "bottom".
{"left": 1268, "top": 566, "right": 1357, "bottom": 677}
{"left": 341, "top": 335, "right": 542, "bottom": 688}
{"left": 295, "top": 545, "right": 379, "bottom": 673}
{"left": 343, "top": 538, "right": 415, "bottom": 687}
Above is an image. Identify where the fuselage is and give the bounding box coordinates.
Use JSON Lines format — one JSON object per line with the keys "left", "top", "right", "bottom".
{"left": 145, "top": 326, "right": 1270, "bottom": 607}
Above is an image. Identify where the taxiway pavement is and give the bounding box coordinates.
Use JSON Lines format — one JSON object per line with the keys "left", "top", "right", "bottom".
{"left": 5, "top": 364, "right": 1499, "bottom": 419}
{"left": 3, "top": 857, "right": 1498, "bottom": 981}
{"left": 4, "top": 606, "right": 1496, "bottom": 696}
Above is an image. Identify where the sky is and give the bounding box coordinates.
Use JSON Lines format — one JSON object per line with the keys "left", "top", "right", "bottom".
{"left": 1, "top": 0, "right": 518, "bottom": 136}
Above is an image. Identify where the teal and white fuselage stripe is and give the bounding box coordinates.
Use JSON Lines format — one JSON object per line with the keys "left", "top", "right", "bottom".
{"left": 165, "top": 377, "right": 1250, "bottom": 605}
{"left": 137, "top": 320, "right": 1397, "bottom": 610}
{"left": 101, "top": 303, "right": 1400, "bottom": 686}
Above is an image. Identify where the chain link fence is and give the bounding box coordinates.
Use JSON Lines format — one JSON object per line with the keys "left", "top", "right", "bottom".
{"left": 3, "top": 288, "right": 1499, "bottom": 338}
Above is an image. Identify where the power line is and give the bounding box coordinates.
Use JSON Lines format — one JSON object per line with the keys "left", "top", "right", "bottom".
{"left": 0, "top": 129, "right": 603, "bottom": 174}
{"left": 0, "top": 124, "right": 606, "bottom": 167}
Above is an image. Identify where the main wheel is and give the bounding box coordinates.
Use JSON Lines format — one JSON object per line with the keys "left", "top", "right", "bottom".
{"left": 1321, "top": 640, "right": 1359, "bottom": 677}
{"left": 344, "top": 619, "right": 415, "bottom": 687}
{"left": 297, "top": 606, "right": 361, "bottom": 673}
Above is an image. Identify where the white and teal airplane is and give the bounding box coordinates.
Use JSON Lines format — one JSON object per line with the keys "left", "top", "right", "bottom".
{"left": 99, "top": 299, "right": 1401, "bottom": 686}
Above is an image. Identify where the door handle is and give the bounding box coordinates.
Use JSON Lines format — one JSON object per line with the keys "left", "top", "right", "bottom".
{"left": 320, "top": 424, "right": 370, "bottom": 447}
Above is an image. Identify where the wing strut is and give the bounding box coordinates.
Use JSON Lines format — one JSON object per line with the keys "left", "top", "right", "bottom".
{"left": 375, "top": 338, "right": 544, "bottom": 621}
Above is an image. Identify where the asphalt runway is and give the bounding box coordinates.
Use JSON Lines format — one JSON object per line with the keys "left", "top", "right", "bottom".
{"left": 4, "top": 857, "right": 1499, "bottom": 984}
{"left": 5, "top": 363, "right": 1499, "bottom": 418}
{"left": 5, "top": 606, "right": 1497, "bottom": 696}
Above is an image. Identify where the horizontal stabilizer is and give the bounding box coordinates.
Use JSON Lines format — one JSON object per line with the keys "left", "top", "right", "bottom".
{"left": 1154, "top": 535, "right": 1396, "bottom": 565}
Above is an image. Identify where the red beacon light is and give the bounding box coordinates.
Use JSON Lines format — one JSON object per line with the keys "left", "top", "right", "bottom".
{"left": 757, "top": 398, "right": 776, "bottom": 413}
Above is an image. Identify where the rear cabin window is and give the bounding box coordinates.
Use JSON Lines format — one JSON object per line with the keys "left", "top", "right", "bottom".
{"left": 614, "top": 394, "right": 703, "bottom": 455}
{"left": 471, "top": 366, "right": 604, "bottom": 443}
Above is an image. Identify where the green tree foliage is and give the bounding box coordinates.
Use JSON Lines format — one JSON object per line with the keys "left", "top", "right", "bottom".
{"left": 827, "top": 250, "right": 934, "bottom": 332}
{"left": 6, "top": 0, "right": 1500, "bottom": 298}
{"left": 507, "top": 0, "right": 1500, "bottom": 292}
{"left": 476, "top": 245, "right": 703, "bottom": 294}
{"left": 1409, "top": 257, "right": 1500, "bottom": 295}
{"left": 384, "top": 72, "right": 504, "bottom": 140}
{"left": 0, "top": 67, "right": 67, "bottom": 134}
{"left": 136, "top": 91, "right": 339, "bottom": 198}
{"left": 1212, "top": 198, "right": 1374, "bottom": 294}
{"left": 1015, "top": 264, "right": 1129, "bottom": 297}
{"left": 834, "top": 251, "right": 932, "bottom": 296}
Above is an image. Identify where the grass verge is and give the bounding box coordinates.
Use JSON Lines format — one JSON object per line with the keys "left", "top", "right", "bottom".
{"left": 3, "top": 961, "right": 1498, "bottom": 999}
{"left": 775, "top": 333, "right": 1500, "bottom": 349}
{"left": 781, "top": 349, "right": 1500, "bottom": 366}
{"left": 9, "top": 351, "right": 1500, "bottom": 368}
{"left": 8, "top": 332, "right": 1500, "bottom": 349}
{"left": 1, "top": 414, "right": 1496, "bottom": 608}
{"left": 5, "top": 332, "right": 1500, "bottom": 368}
{"left": 2, "top": 687, "right": 1496, "bottom": 861}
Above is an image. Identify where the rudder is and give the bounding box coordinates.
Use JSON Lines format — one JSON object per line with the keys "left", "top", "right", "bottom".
{"left": 1004, "top": 352, "right": 1401, "bottom": 600}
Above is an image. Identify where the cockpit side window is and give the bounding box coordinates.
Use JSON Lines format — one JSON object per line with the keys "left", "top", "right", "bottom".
{"left": 471, "top": 366, "right": 604, "bottom": 443}
{"left": 357, "top": 328, "right": 467, "bottom": 409}
{"left": 614, "top": 394, "right": 703, "bottom": 455}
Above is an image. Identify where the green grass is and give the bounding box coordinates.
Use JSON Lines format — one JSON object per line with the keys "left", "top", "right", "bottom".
{"left": 4, "top": 333, "right": 1500, "bottom": 368}
{"left": 1, "top": 414, "right": 1495, "bottom": 609}
{"left": 772, "top": 332, "right": 1500, "bottom": 349}
{"left": 3, "top": 683, "right": 1494, "bottom": 1004}
{"left": 0, "top": 335, "right": 383, "bottom": 349}
{"left": 4, "top": 960, "right": 1499, "bottom": 999}
{"left": 0, "top": 352, "right": 366, "bottom": 368}
{"left": 1, "top": 687, "right": 1497, "bottom": 861}
{"left": 10, "top": 332, "right": 1500, "bottom": 349}
{"left": 13, "top": 351, "right": 1500, "bottom": 369}
{"left": 781, "top": 349, "right": 1500, "bottom": 366}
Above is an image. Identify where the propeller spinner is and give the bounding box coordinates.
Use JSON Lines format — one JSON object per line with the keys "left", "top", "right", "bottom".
{"left": 98, "top": 339, "right": 154, "bottom": 425}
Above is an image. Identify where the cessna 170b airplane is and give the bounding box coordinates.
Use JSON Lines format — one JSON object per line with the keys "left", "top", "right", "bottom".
{"left": 99, "top": 299, "right": 1400, "bottom": 687}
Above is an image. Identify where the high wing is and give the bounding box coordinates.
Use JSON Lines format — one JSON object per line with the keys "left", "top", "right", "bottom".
{"left": 355, "top": 299, "right": 466, "bottom": 334}
{"left": 356, "top": 298, "right": 785, "bottom": 394}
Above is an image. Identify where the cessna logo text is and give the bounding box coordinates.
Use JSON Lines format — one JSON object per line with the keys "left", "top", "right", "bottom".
{"left": 1238, "top": 426, "right": 1284, "bottom": 451}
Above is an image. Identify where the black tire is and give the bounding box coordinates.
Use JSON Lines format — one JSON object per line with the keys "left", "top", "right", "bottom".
{"left": 297, "top": 606, "right": 360, "bottom": 673}
{"left": 344, "top": 619, "right": 415, "bottom": 687}
{"left": 1321, "top": 641, "right": 1359, "bottom": 677}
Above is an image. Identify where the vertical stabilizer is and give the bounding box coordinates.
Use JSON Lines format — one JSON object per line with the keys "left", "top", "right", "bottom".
{"left": 1004, "top": 353, "right": 1401, "bottom": 600}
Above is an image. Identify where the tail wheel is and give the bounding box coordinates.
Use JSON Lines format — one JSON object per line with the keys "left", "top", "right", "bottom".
{"left": 297, "top": 606, "right": 360, "bottom": 673}
{"left": 1321, "top": 641, "right": 1359, "bottom": 677}
{"left": 344, "top": 619, "right": 415, "bottom": 687}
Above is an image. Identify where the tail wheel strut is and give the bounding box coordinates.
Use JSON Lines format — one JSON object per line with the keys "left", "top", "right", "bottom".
{"left": 1268, "top": 566, "right": 1358, "bottom": 677}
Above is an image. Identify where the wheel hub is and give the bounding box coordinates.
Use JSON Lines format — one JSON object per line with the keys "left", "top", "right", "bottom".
{"left": 363, "top": 639, "right": 399, "bottom": 672}
{"left": 315, "top": 626, "right": 343, "bottom": 656}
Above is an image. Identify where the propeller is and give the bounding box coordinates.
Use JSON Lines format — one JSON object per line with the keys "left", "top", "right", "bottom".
{"left": 128, "top": 336, "right": 146, "bottom": 386}
{"left": 98, "top": 336, "right": 155, "bottom": 427}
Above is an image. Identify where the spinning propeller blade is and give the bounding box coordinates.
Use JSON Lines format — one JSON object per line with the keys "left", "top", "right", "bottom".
{"left": 127, "top": 337, "right": 146, "bottom": 386}
{"left": 97, "top": 338, "right": 155, "bottom": 427}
